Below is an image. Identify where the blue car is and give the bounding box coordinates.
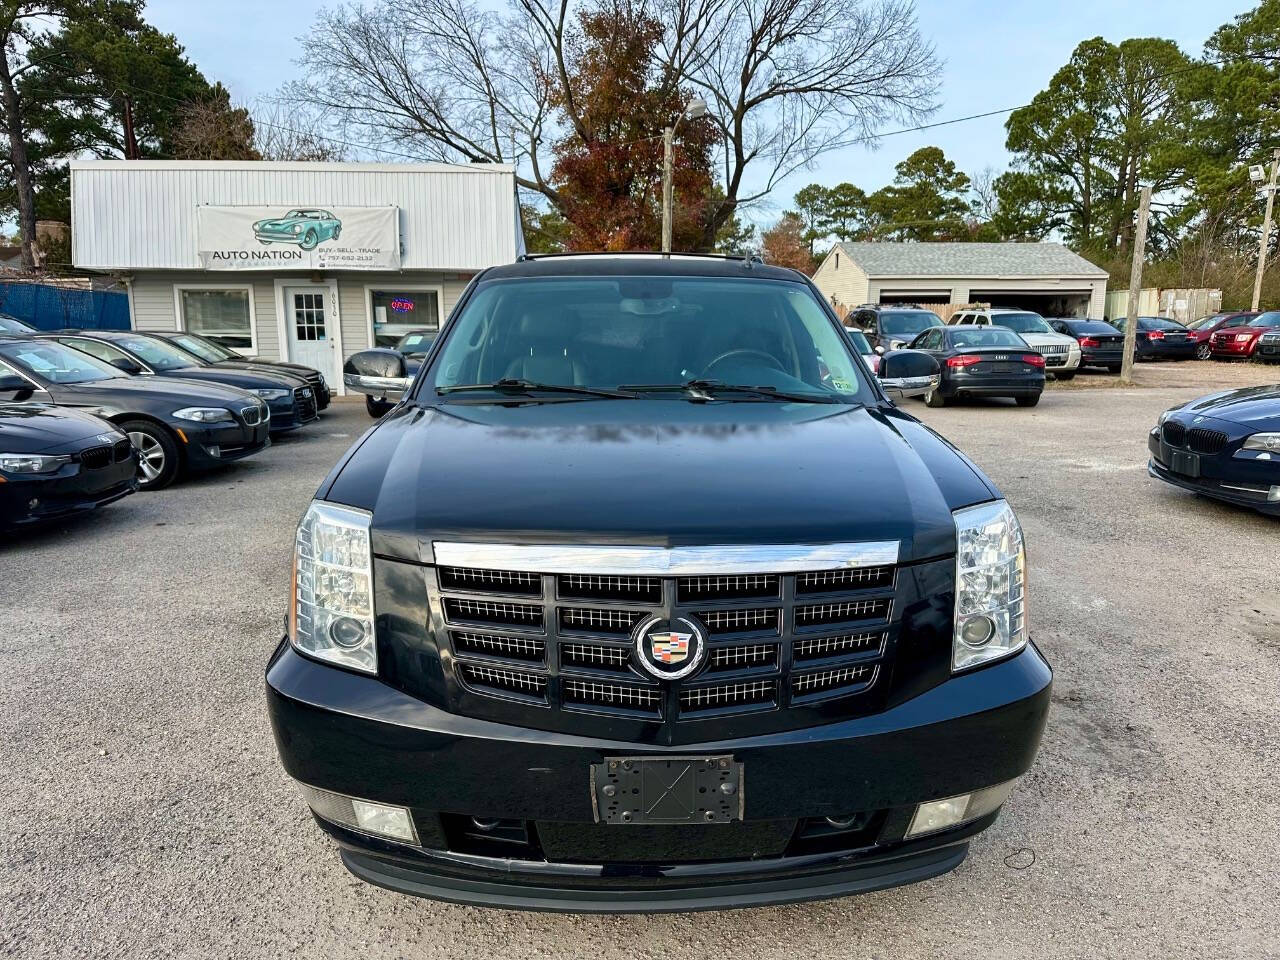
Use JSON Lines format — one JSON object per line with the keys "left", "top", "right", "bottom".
{"left": 252, "top": 209, "right": 342, "bottom": 251}
{"left": 1149, "top": 385, "right": 1280, "bottom": 516}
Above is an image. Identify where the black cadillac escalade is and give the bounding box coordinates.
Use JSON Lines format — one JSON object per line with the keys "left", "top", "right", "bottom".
{"left": 266, "top": 254, "right": 1051, "bottom": 912}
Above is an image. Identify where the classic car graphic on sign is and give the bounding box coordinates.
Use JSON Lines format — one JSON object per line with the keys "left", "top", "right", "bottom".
{"left": 252, "top": 209, "right": 343, "bottom": 251}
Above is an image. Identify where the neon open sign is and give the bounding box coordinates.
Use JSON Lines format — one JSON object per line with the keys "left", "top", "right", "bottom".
{"left": 389, "top": 298, "right": 415, "bottom": 313}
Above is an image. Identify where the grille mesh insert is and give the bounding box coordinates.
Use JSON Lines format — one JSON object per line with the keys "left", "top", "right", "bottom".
{"left": 793, "top": 631, "right": 884, "bottom": 661}
{"left": 559, "top": 607, "right": 646, "bottom": 635}
{"left": 680, "top": 679, "right": 777, "bottom": 712}
{"left": 439, "top": 566, "right": 542, "bottom": 596}
{"left": 708, "top": 643, "right": 778, "bottom": 671}
{"left": 78, "top": 445, "right": 111, "bottom": 469}
{"left": 794, "top": 599, "right": 890, "bottom": 627}
{"left": 452, "top": 631, "right": 545, "bottom": 662}
{"left": 698, "top": 608, "right": 780, "bottom": 634}
{"left": 561, "top": 642, "right": 631, "bottom": 672}
{"left": 558, "top": 574, "right": 661, "bottom": 603}
{"left": 459, "top": 664, "right": 548, "bottom": 699}
{"left": 444, "top": 597, "right": 544, "bottom": 628}
{"left": 678, "top": 574, "right": 779, "bottom": 602}
{"left": 1188, "top": 427, "right": 1228, "bottom": 455}
{"left": 792, "top": 664, "right": 876, "bottom": 697}
{"left": 1162, "top": 421, "right": 1186, "bottom": 446}
{"left": 796, "top": 566, "right": 894, "bottom": 594}
{"left": 563, "top": 679, "right": 661, "bottom": 713}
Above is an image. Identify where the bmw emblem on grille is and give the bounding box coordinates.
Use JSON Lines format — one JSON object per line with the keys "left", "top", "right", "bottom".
{"left": 634, "top": 615, "right": 706, "bottom": 681}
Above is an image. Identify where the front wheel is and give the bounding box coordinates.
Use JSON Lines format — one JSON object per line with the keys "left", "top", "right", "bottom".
{"left": 366, "top": 396, "right": 393, "bottom": 418}
{"left": 924, "top": 387, "right": 948, "bottom": 408}
{"left": 299, "top": 229, "right": 319, "bottom": 250}
{"left": 120, "top": 419, "right": 180, "bottom": 490}
{"left": 1015, "top": 394, "right": 1041, "bottom": 408}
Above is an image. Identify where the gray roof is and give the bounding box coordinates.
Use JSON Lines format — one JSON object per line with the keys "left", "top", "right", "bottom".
{"left": 832, "top": 242, "right": 1108, "bottom": 278}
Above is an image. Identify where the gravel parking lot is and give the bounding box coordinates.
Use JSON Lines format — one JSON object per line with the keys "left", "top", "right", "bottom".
{"left": 3, "top": 365, "right": 1277, "bottom": 959}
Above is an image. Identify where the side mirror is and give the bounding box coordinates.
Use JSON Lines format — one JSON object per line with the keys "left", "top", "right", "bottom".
{"left": 109, "top": 357, "right": 143, "bottom": 375}
{"left": 878, "top": 349, "right": 940, "bottom": 400}
{"left": 343, "top": 348, "right": 411, "bottom": 398}
{"left": 0, "top": 372, "right": 30, "bottom": 393}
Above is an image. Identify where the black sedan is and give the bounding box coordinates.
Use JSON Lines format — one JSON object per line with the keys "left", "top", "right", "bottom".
{"left": 0, "top": 335, "right": 269, "bottom": 490}
{"left": 1149, "top": 385, "right": 1280, "bottom": 517}
{"left": 41, "top": 330, "right": 317, "bottom": 432}
{"left": 908, "top": 324, "right": 1045, "bottom": 407}
{"left": 344, "top": 328, "right": 437, "bottom": 417}
{"left": 148, "top": 330, "right": 331, "bottom": 409}
{"left": 1109, "top": 316, "right": 1197, "bottom": 360}
{"left": 0, "top": 402, "right": 137, "bottom": 530}
{"left": 1046, "top": 318, "right": 1125, "bottom": 372}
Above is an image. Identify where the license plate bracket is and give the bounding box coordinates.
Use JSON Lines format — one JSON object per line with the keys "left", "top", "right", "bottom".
{"left": 1163, "top": 445, "right": 1201, "bottom": 477}
{"left": 591, "top": 755, "right": 743, "bottom": 825}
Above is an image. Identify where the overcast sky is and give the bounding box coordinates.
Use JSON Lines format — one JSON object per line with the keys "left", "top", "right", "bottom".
{"left": 147, "top": 0, "right": 1254, "bottom": 224}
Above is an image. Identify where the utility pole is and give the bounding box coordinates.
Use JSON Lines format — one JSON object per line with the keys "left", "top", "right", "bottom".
{"left": 1120, "top": 185, "right": 1151, "bottom": 385}
{"left": 661, "top": 125, "right": 675, "bottom": 255}
{"left": 1252, "top": 148, "right": 1280, "bottom": 311}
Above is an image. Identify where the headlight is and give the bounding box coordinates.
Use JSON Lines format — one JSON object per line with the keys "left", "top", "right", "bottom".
{"left": 1243, "top": 433, "right": 1280, "bottom": 453}
{"left": 292, "top": 223, "right": 303, "bottom": 234}
{"left": 173, "top": 407, "right": 234, "bottom": 423}
{"left": 0, "top": 452, "right": 70, "bottom": 474}
{"left": 290, "top": 500, "right": 376, "bottom": 674}
{"left": 1236, "top": 334, "right": 1252, "bottom": 342}
{"left": 254, "top": 388, "right": 291, "bottom": 400}
{"left": 952, "top": 499, "right": 1027, "bottom": 672}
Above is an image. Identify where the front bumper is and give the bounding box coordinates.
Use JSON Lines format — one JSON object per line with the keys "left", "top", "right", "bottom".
{"left": 180, "top": 420, "right": 271, "bottom": 471}
{"left": 0, "top": 457, "right": 137, "bottom": 528}
{"left": 1148, "top": 432, "right": 1280, "bottom": 516}
{"left": 266, "top": 640, "right": 1052, "bottom": 911}
{"left": 1210, "top": 339, "right": 1257, "bottom": 358}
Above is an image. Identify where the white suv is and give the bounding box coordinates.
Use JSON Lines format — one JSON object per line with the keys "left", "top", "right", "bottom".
{"left": 949, "top": 308, "right": 1082, "bottom": 379}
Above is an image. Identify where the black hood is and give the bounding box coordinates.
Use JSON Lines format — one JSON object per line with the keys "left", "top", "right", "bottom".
{"left": 325, "top": 400, "right": 999, "bottom": 565}
{"left": 37, "top": 374, "right": 260, "bottom": 418}
{"left": 1168, "top": 384, "right": 1280, "bottom": 433}
{"left": 210, "top": 360, "right": 309, "bottom": 386}
{"left": 0, "top": 404, "right": 123, "bottom": 453}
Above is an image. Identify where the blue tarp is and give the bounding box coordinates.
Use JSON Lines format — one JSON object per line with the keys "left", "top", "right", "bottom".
{"left": 0, "top": 281, "right": 130, "bottom": 331}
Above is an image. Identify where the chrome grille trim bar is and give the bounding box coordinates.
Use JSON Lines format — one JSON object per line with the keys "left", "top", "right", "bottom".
{"left": 433, "top": 540, "right": 900, "bottom": 575}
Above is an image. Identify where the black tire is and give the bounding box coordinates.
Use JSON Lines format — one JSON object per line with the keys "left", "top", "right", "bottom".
{"left": 1107, "top": 363, "right": 1122, "bottom": 373}
{"left": 119, "top": 419, "right": 180, "bottom": 491}
{"left": 924, "top": 386, "right": 948, "bottom": 408}
{"left": 1015, "top": 394, "right": 1041, "bottom": 408}
{"left": 366, "top": 395, "right": 394, "bottom": 418}
{"left": 1056, "top": 370, "right": 1076, "bottom": 381}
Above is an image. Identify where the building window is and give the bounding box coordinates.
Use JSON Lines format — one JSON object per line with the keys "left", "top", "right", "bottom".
{"left": 178, "top": 288, "right": 253, "bottom": 351}
{"left": 370, "top": 288, "right": 440, "bottom": 347}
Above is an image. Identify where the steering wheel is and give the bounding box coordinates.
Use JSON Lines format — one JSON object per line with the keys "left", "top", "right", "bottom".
{"left": 702, "top": 349, "right": 785, "bottom": 378}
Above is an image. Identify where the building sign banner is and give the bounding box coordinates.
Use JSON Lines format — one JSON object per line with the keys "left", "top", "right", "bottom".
{"left": 196, "top": 205, "right": 400, "bottom": 271}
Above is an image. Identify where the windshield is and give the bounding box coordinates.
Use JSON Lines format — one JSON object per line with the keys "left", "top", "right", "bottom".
{"left": 116, "top": 335, "right": 197, "bottom": 371}
{"left": 879, "top": 311, "right": 939, "bottom": 336}
{"left": 429, "top": 275, "right": 869, "bottom": 401}
{"left": 1070, "top": 321, "right": 1119, "bottom": 335}
{"left": 844, "top": 329, "right": 872, "bottom": 354}
{"left": 171, "top": 334, "right": 229, "bottom": 362}
{"left": 1186, "top": 314, "right": 1228, "bottom": 331}
{"left": 397, "top": 332, "right": 436, "bottom": 355}
{"left": 0, "top": 339, "right": 122, "bottom": 384}
{"left": 992, "top": 312, "right": 1052, "bottom": 334}
{"left": 1248, "top": 312, "right": 1280, "bottom": 327}
{"left": 951, "top": 327, "right": 1027, "bottom": 349}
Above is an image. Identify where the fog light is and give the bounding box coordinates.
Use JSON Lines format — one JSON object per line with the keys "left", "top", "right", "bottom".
{"left": 207, "top": 445, "right": 220, "bottom": 458}
{"left": 297, "top": 783, "right": 419, "bottom": 844}
{"left": 906, "top": 779, "right": 1016, "bottom": 838}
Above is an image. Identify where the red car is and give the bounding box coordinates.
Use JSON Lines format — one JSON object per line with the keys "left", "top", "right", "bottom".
{"left": 1186, "top": 311, "right": 1257, "bottom": 360}
{"left": 1210, "top": 311, "right": 1280, "bottom": 359}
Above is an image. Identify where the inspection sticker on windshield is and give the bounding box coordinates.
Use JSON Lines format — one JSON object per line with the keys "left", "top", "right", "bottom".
{"left": 831, "top": 378, "right": 853, "bottom": 391}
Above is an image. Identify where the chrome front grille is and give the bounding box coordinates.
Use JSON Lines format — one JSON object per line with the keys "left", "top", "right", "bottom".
{"left": 432, "top": 545, "right": 901, "bottom": 732}
{"left": 1034, "top": 344, "right": 1068, "bottom": 354}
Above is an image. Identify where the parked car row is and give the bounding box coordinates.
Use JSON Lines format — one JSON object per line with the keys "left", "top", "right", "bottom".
{"left": 0, "top": 328, "right": 330, "bottom": 532}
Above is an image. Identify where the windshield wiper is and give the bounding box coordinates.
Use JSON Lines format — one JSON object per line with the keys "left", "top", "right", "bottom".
{"left": 619, "top": 379, "right": 841, "bottom": 403}
{"left": 437, "top": 378, "right": 635, "bottom": 399}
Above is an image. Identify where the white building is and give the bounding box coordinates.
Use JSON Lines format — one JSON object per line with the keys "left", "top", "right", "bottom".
{"left": 811, "top": 242, "right": 1108, "bottom": 319}
{"left": 71, "top": 160, "right": 524, "bottom": 392}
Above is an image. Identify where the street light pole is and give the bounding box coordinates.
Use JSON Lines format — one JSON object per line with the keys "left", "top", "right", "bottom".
{"left": 660, "top": 96, "right": 707, "bottom": 256}
{"left": 1251, "top": 148, "right": 1280, "bottom": 312}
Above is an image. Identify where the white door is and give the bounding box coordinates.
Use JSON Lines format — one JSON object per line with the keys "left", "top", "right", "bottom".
{"left": 284, "top": 286, "right": 338, "bottom": 384}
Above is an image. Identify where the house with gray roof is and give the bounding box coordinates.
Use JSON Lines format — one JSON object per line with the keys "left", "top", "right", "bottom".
{"left": 811, "top": 242, "right": 1109, "bottom": 318}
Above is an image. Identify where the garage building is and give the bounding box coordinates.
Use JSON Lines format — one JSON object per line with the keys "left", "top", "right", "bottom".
{"left": 811, "top": 242, "right": 1108, "bottom": 319}
{"left": 70, "top": 160, "right": 523, "bottom": 394}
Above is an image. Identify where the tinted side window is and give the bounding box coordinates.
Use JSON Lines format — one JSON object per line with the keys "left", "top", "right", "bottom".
{"left": 60, "top": 338, "right": 130, "bottom": 365}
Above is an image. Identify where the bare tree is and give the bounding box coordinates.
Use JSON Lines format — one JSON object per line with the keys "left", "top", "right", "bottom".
{"left": 289, "top": 0, "right": 939, "bottom": 247}
{"left": 970, "top": 165, "right": 998, "bottom": 222}
{"left": 252, "top": 100, "right": 349, "bottom": 162}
